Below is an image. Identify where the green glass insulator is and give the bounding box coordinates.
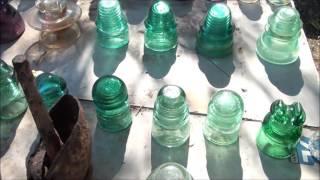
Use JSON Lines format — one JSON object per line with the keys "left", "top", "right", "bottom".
{"left": 92, "top": 75, "right": 132, "bottom": 132}
{"left": 147, "top": 162, "right": 193, "bottom": 180}
{"left": 0, "top": 60, "right": 27, "bottom": 121}
{"left": 152, "top": 85, "right": 190, "bottom": 147}
{"left": 144, "top": 1, "right": 177, "bottom": 52}
{"left": 36, "top": 72, "right": 68, "bottom": 110}
{"left": 267, "top": 0, "right": 290, "bottom": 6}
{"left": 96, "top": 0, "right": 129, "bottom": 49}
{"left": 204, "top": 90, "right": 244, "bottom": 145}
{"left": 256, "top": 7, "right": 302, "bottom": 65}
{"left": 256, "top": 100, "right": 305, "bottom": 159}
{"left": 196, "top": 3, "right": 233, "bottom": 58}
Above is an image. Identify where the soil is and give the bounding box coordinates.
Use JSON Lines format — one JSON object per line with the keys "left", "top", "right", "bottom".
{"left": 293, "top": 0, "right": 320, "bottom": 73}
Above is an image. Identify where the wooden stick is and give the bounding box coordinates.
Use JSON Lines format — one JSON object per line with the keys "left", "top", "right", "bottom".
{"left": 12, "top": 55, "right": 62, "bottom": 163}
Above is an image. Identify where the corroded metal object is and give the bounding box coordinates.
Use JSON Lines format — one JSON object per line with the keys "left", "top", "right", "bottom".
{"left": 12, "top": 55, "right": 91, "bottom": 180}
{"left": 26, "top": 95, "right": 92, "bottom": 180}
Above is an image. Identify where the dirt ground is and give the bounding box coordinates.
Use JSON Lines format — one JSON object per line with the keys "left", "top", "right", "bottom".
{"left": 293, "top": 0, "right": 320, "bottom": 73}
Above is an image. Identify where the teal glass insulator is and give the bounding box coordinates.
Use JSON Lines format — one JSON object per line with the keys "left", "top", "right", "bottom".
{"left": 0, "top": 59, "right": 28, "bottom": 155}
{"left": 196, "top": 3, "right": 233, "bottom": 58}
{"left": 0, "top": 60, "right": 27, "bottom": 121}
{"left": 256, "top": 7, "right": 302, "bottom": 65}
{"left": 203, "top": 90, "right": 244, "bottom": 145}
{"left": 144, "top": 1, "right": 177, "bottom": 52}
{"left": 96, "top": 0, "right": 129, "bottom": 49}
{"left": 256, "top": 100, "right": 305, "bottom": 159}
{"left": 35, "top": 72, "right": 68, "bottom": 110}
{"left": 92, "top": 75, "right": 132, "bottom": 132}
{"left": 267, "top": 0, "right": 290, "bottom": 6}
{"left": 152, "top": 85, "right": 190, "bottom": 147}
{"left": 0, "top": 60, "right": 27, "bottom": 156}
{"left": 147, "top": 162, "right": 193, "bottom": 180}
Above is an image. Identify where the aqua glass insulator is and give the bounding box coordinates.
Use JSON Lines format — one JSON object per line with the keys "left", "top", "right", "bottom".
{"left": 92, "top": 75, "right": 132, "bottom": 132}
{"left": 267, "top": 0, "right": 290, "bottom": 6}
{"left": 152, "top": 85, "right": 190, "bottom": 147}
{"left": 144, "top": 1, "right": 177, "bottom": 52}
{"left": 204, "top": 90, "right": 244, "bottom": 145}
{"left": 96, "top": 0, "right": 129, "bottom": 49}
{"left": 0, "top": 60, "right": 27, "bottom": 121}
{"left": 256, "top": 100, "right": 306, "bottom": 159}
{"left": 196, "top": 3, "right": 233, "bottom": 58}
{"left": 147, "top": 162, "right": 193, "bottom": 180}
{"left": 256, "top": 7, "right": 302, "bottom": 65}
{"left": 0, "top": 60, "right": 27, "bottom": 156}
{"left": 35, "top": 72, "right": 68, "bottom": 110}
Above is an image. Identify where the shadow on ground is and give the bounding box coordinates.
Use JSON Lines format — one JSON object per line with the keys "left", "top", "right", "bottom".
{"left": 92, "top": 125, "right": 131, "bottom": 180}
{"left": 205, "top": 139, "right": 243, "bottom": 179}
{"left": 143, "top": 46, "right": 176, "bottom": 79}
{"left": 238, "top": 0, "right": 263, "bottom": 21}
{"left": 151, "top": 137, "right": 189, "bottom": 170}
{"left": 92, "top": 43, "right": 128, "bottom": 77}
{"left": 170, "top": 0, "right": 194, "bottom": 17}
{"left": 259, "top": 57, "right": 304, "bottom": 96}
{"left": 259, "top": 150, "right": 301, "bottom": 179}
{"left": 198, "top": 54, "right": 235, "bottom": 88}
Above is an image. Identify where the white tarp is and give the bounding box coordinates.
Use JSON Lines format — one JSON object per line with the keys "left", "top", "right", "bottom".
{"left": 1, "top": 0, "right": 319, "bottom": 127}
